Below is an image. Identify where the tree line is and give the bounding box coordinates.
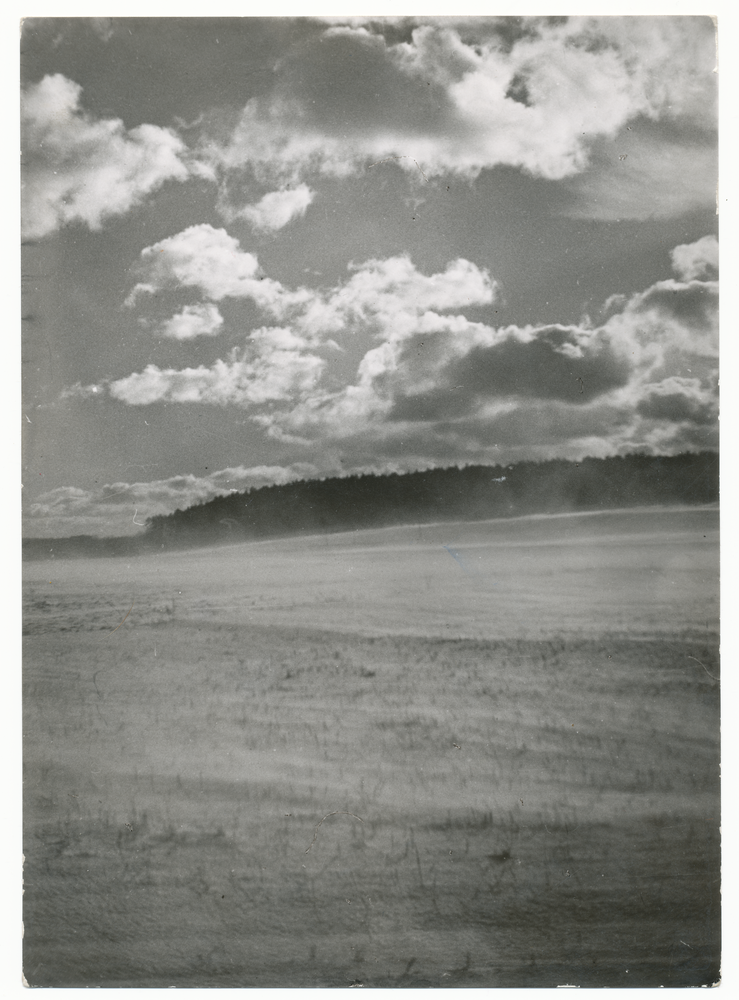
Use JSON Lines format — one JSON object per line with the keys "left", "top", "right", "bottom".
{"left": 24, "top": 451, "right": 718, "bottom": 560}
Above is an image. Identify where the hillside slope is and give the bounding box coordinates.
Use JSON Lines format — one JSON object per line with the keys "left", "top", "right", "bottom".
{"left": 23, "top": 452, "right": 718, "bottom": 560}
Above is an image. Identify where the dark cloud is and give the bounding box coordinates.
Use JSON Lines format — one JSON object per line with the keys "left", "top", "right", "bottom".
{"left": 636, "top": 281, "right": 717, "bottom": 330}
{"left": 22, "top": 19, "right": 720, "bottom": 539}
{"left": 485, "top": 16, "right": 559, "bottom": 54}
{"left": 388, "top": 326, "right": 631, "bottom": 422}
{"left": 388, "top": 386, "right": 480, "bottom": 423}
{"left": 505, "top": 73, "right": 533, "bottom": 107}
{"left": 275, "top": 29, "right": 457, "bottom": 138}
{"left": 636, "top": 388, "right": 717, "bottom": 424}
{"left": 438, "top": 400, "right": 633, "bottom": 448}
{"left": 668, "top": 422, "right": 719, "bottom": 451}
{"left": 452, "top": 329, "right": 631, "bottom": 402}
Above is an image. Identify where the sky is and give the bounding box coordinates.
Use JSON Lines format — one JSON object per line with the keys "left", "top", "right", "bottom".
{"left": 21, "top": 15, "right": 719, "bottom": 538}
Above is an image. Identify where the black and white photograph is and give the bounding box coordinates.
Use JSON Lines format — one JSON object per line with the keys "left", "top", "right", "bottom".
{"left": 21, "top": 14, "right": 720, "bottom": 989}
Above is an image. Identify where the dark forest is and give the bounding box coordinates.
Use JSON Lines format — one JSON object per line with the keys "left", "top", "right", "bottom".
{"left": 24, "top": 451, "right": 718, "bottom": 561}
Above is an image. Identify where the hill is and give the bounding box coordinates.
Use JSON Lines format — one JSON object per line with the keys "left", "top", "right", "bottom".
{"left": 23, "top": 451, "right": 718, "bottom": 561}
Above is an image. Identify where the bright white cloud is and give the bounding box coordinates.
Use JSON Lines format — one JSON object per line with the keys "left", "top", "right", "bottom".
{"left": 109, "top": 247, "right": 498, "bottom": 446}
{"left": 286, "top": 255, "right": 496, "bottom": 354}
{"left": 22, "top": 22, "right": 716, "bottom": 240}
{"left": 160, "top": 303, "right": 224, "bottom": 340}
{"left": 250, "top": 238, "right": 719, "bottom": 462}
{"left": 210, "top": 17, "right": 715, "bottom": 197}
{"left": 97, "top": 236, "right": 718, "bottom": 474}
{"left": 51, "top": 234, "right": 719, "bottom": 535}
{"left": 228, "top": 184, "right": 315, "bottom": 230}
{"left": 21, "top": 74, "right": 198, "bottom": 239}
{"left": 670, "top": 235, "right": 719, "bottom": 281}
{"left": 125, "top": 224, "right": 311, "bottom": 317}
{"left": 108, "top": 339, "right": 325, "bottom": 407}
{"left": 127, "top": 227, "right": 496, "bottom": 356}
{"left": 130, "top": 224, "right": 259, "bottom": 299}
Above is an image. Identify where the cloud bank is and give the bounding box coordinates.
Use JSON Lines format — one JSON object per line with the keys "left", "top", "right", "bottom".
{"left": 73, "top": 232, "right": 717, "bottom": 472}
{"left": 114, "top": 227, "right": 497, "bottom": 411}
{"left": 208, "top": 17, "right": 716, "bottom": 208}
{"left": 22, "top": 19, "right": 716, "bottom": 240}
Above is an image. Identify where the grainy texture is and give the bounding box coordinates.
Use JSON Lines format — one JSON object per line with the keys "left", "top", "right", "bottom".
{"left": 23, "top": 507, "right": 719, "bottom": 987}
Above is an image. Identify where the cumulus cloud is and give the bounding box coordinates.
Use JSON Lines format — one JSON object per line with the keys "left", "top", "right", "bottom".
{"left": 635, "top": 376, "right": 717, "bottom": 425}
{"left": 125, "top": 223, "right": 311, "bottom": 317}
{"left": 127, "top": 225, "right": 495, "bottom": 335}
{"left": 94, "top": 235, "right": 718, "bottom": 472}
{"left": 128, "top": 224, "right": 259, "bottom": 299}
{"left": 670, "top": 234, "right": 719, "bottom": 281}
{"left": 125, "top": 227, "right": 496, "bottom": 386}
{"left": 249, "top": 235, "right": 718, "bottom": 465}
{"left": 225, "top": 184, "right": 315, "bottom": 230}
{"left": 108, "top": 336, "right": 325, "bottom": 407}
{"left": 300, "top": 255, "right": 495, "bottom": 338}
{"left": 21, "top": 74, "right": 201, "bottom": 239}
{"left": 25, "top": 463, "right": 321, "bottom": 537}
{"left": 22, "top": 21, "right": 716, "bottom": 239}
{"left": 160, "top": 303, "right": 224, "bottom": 340}
{"left": 386, "top": 325, "right": 633, "bottom": 424}
{"left": 207, "top": 16, "right": 715, "bottom": 202}
{"left": 604, "top": 263, "right": 718, "bottom": 370}
{"left": 114, "top": 248, "right": 495, "bottom": 413}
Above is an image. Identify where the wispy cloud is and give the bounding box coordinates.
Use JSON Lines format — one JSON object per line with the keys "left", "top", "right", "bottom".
{"left": 88, "top": 18, "right": 114, "bottom": 43}
{"left": 561, "top": 128, "right": 718, "bottom": 221}
{"left": 222, "top": 184, "right": 316, "bottom": 230}
{"left": 21, "top": 74, "right": 207, "bottom": 239}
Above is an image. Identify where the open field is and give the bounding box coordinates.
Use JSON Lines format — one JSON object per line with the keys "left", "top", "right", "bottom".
{"left": 23, "top": 506, "right": 720, "bottom": 987}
